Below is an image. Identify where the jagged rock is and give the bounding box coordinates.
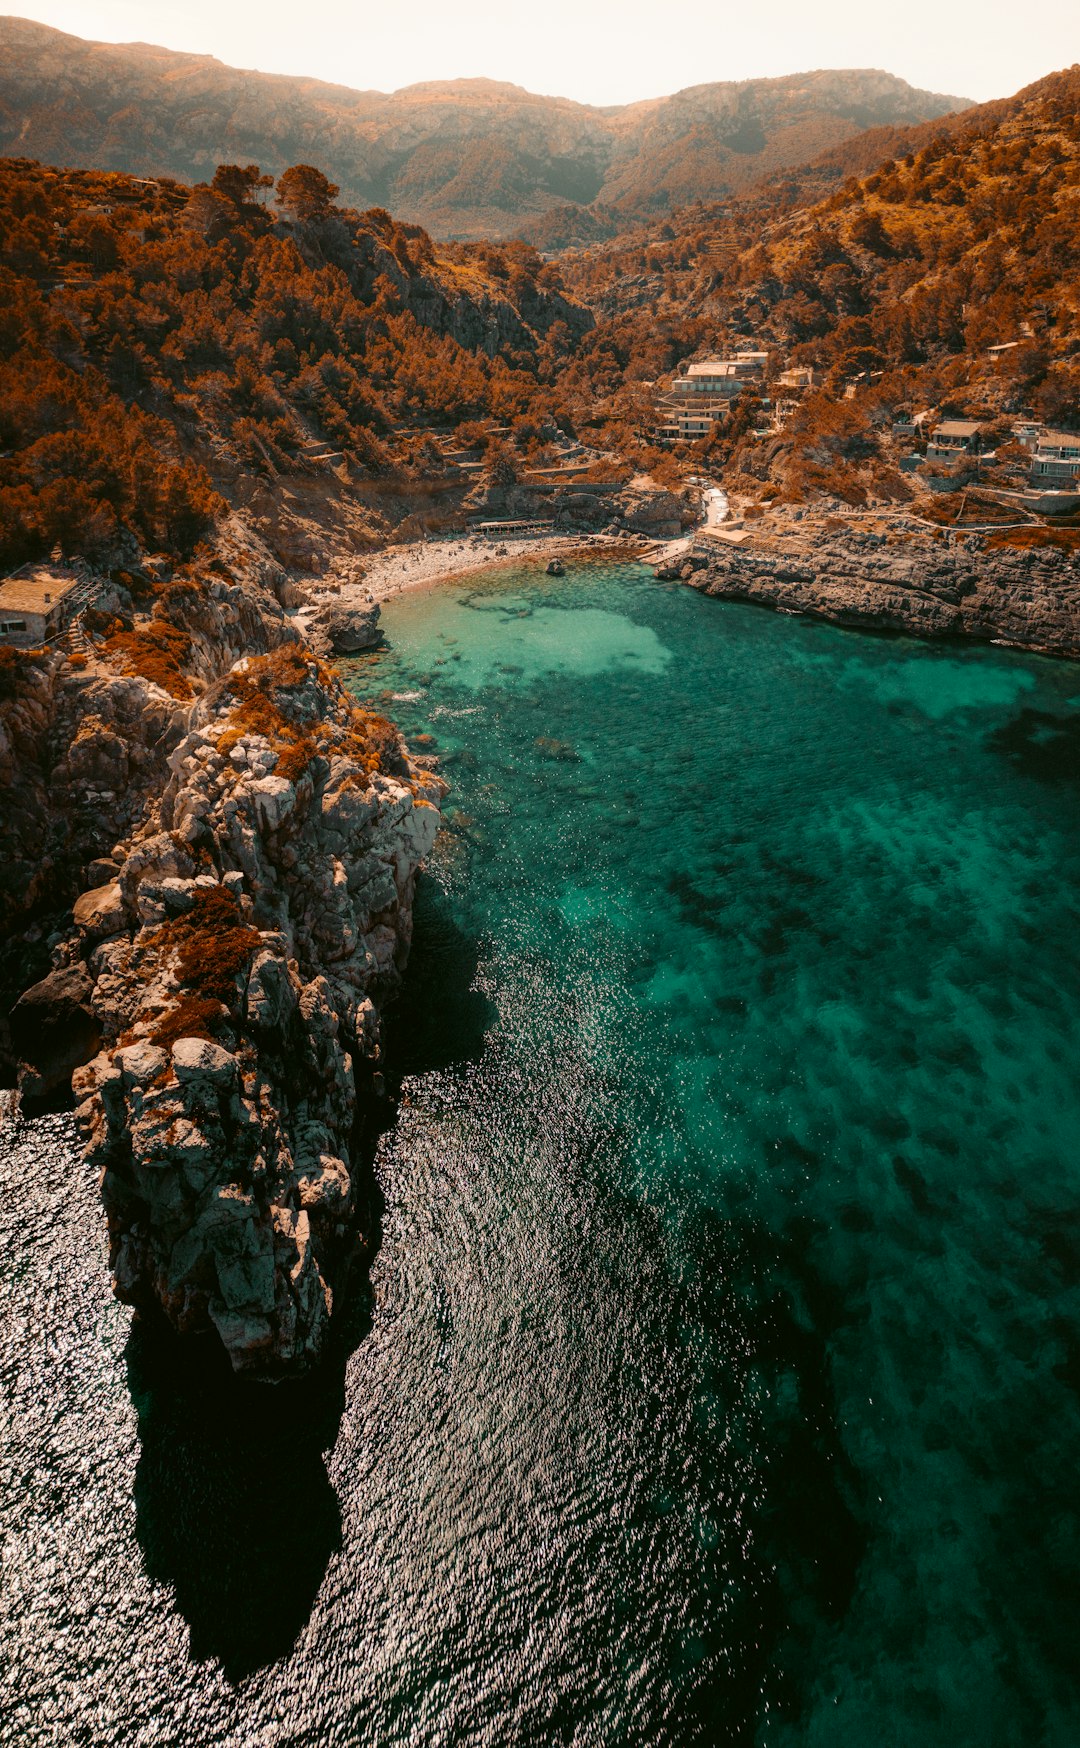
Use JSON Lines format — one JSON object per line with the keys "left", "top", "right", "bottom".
{"left": 315, "top": 601, "right": 382, "bottom": 653}
{"left": 70, "top": 644, "right": 446, "bottom": 1376}
{"left": 11, "top": 962, "right": 103, "bottom": 1103}
{"left": 679, "top": 522, "right": 1080, "bottom": 655}
{"left": 73, "top": 880, "right": 127, "bottom": 940}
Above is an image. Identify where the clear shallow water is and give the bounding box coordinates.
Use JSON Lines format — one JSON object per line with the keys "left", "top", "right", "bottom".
{"left": 3, "top": 560, "right": 1080, "bottom": 1746}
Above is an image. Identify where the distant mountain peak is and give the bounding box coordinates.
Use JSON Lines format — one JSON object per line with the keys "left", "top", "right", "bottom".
{"left": 0, "top": 17, "right": 971, "bottom": 238}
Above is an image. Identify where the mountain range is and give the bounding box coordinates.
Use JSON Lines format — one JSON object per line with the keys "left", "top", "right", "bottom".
{"left": 0, "top": 16, "right": 968, "bottom": 238}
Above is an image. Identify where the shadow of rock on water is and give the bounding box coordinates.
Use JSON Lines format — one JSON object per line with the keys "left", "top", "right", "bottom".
{"left": 382, "top": 871, "right": 497, "bottom": 1081}
{"left": 125, "top": 1231, "right": 381, "bottom": 1681}
{"left": 127, "top": 1311, "right": 357, "bottom": 1680}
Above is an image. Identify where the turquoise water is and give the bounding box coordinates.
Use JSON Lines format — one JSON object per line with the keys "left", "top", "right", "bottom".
{"left": 2, "top": 559, "right": 1079, "bottom": 1745}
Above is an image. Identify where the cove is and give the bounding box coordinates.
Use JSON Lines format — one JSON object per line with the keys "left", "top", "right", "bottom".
{"left": 2, "top": 558, "right": 1079, "bottom": 1746}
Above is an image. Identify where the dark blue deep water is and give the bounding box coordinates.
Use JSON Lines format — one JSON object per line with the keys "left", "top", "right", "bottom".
{"left": 3, "top": 559, "right": 1080, "bottom": 1746}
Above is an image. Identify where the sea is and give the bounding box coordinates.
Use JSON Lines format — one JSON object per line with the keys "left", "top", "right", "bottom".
{"left": 2, "top": 557, "right": 1079, "bottom": 1746}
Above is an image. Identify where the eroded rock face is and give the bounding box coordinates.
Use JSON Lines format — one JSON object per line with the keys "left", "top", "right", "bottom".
{"left": 674, "top": 527, "right": 1080, "bottom": 656}
{"left": 314, "top": 600, "right": 382, "bottom": 653}
{"left": 9, "top": 963, "right": 102, "bottom": 1104}
{"left": 68, "top": 647, "right": 445, "bottom": 1375}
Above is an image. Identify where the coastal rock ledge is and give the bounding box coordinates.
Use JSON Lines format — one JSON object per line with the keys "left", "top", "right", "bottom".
{"left": 67, "top": 644, "right": 445, "bottom": 1375}
{"left": 672, "top": 525, "right": 1080, "bottom": 656}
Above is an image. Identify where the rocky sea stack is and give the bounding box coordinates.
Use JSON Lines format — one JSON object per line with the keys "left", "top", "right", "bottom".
{"left": 65, "top": 646, "right": 444, "bottom": 1375}
{"left": 1, "top": 531, "right": 445, "bottom": 1378}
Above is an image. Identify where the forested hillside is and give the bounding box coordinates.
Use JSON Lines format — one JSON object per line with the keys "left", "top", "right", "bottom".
{"left": 559, "top": 65, "right": 1080, "bottom": 499}
{"left": 3, "top": 62, "right": 1078, "bottom": 562}
{"left": 0, "top": 17, "right": 964, "bottom": 238}
{"left": 0, "top": 156, "right": 590, "bottom": 569}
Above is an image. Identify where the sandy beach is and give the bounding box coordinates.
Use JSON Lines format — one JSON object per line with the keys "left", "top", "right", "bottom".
{"left": 299, "top": 530, "right": 664, "bottom": 624}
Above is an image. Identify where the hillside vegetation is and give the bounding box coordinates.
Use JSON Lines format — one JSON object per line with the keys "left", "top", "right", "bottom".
{"left": 560, "top": 66, "right": 1080, "bottom": 500}
{"left": 0, "top": 18, "right": 965, "bottom": 239}
{"left": 0, "top": 156, "right": 590, "bottom": 569}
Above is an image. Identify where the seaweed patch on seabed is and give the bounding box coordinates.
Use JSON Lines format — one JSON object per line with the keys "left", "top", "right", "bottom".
{"left": 989, "top": 707, "right": 1080, "bottom": 782}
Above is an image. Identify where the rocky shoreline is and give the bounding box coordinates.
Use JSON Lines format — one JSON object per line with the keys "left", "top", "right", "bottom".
{"left": 656, "top": 513, "right": 1080, "bottom": 657}
{"left": 11, "top": 491, "right": 1075, "bottom": 1380}
{"left": 2, "top": 525, "right": 445, "bottom": 1376}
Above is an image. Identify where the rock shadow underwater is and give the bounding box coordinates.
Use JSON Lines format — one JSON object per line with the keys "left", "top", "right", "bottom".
{"left": 123, "top": 873, "right": 494, "bottom": 1680}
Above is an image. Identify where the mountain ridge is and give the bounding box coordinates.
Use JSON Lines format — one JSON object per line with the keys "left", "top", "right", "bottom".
{"left": 0, "top": 16, "right": 969, "bottom": 237}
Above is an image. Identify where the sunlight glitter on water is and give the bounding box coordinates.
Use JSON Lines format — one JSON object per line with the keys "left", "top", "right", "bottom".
{"left": 3, "top": 560, "right": 1080, "bottom": 1746}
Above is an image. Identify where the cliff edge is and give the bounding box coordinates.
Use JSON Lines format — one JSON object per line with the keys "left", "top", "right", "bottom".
{"left": 658, "top": 515, "right": 1080, "bottom": 657}
{"left": 2, "top": 538, "right": 444, "bottom": 1376}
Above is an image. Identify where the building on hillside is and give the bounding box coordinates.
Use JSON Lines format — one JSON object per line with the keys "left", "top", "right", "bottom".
{"left": 671, "top": 353, "right": 768, "bottom": 395}
{"left": 1013, "top": 420, "right": 1043, "bottom": 449}
{"left": 670, "top": 362, "right": 743, "bottom": 398}
{"left": 925, "top": 419, "right": 983, "bottom": 464}
{"left": 652, "top": 352, "right": 771, "bottom": 441}
{"left": 0, "top": 565, "right": 98, "bottom": 648}
{"left": 892, "top": 410, "right": 928, "bottom": 441}
{"left": 653, "top": 405, "right": 728, "bottom": 443}
{"left": 1029, "top": 430, "right": 1080, "bottom": 485}
{"left": 777, "top": 366, "right": 817, "bottom": 391}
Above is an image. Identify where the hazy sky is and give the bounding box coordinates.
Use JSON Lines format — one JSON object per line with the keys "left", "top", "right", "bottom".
{"left": 7, "top": 0, "right": 1078, "bottom": 105}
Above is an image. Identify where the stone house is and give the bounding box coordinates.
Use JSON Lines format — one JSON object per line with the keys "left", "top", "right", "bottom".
{"left": 0, "top": 565, "right": 97, "bottom": 648}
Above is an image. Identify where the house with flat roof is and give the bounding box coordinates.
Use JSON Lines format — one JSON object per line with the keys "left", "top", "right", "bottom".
{"left": 654, "top": 404, "right": 728, "bottom": 443}
{"left": 0, "top": 566, "right": 97, "bottom": 648}
{"left": 670, "top": 353, "right": 768, "bottom": 397}
{"left": 670, "top": 362, "right": 743, "bottom": 397}
{"left": 1013, "top": 420, "right": 1043, "bottom": 449}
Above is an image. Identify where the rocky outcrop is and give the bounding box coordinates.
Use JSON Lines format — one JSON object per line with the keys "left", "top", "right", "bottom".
{"left": 1, "top": 513, "right": 444, "bottom": 1376}
{"left": 66, "top": 644, "right": 445, "bottom": 1375}
{"left": 614, "top": 487, "right": 688, "bottom": 539}
{"left": 313, "top": 600, "right": 382, "bottom": 654}
{"left": 0, "top": 536, "right": 298, "bottom": 946}
{"left": 464, "top": 475, "right": 696, "bottom": 539}
{"left": 9, "top": 963, "right": 102, "bottom": 1104}
{"left": 675, "top": 526, "right": 1080, "bottom": 656}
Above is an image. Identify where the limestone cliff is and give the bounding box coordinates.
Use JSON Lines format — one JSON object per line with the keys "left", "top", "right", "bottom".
{"left": 662, "top": 519, "right": 1080, "bottom": 657}
{"left": 67, "top": 648, "right": 443, "bottom": 1373}
{"left": 2, "top": 536, "right": 444, "bottom": 1376}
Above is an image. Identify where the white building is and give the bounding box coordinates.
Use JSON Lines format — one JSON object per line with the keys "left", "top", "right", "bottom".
{"left": 1029, "top": 430, "right": 1080, "bottom": 485}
